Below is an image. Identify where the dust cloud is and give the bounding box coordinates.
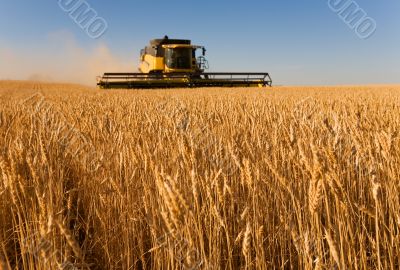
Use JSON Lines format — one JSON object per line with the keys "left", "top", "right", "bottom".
{"left": 0, "top": 31, "right": 135, "bottom": 86}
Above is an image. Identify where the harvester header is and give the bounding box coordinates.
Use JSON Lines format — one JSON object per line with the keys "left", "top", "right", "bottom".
{"left": 97, "top": 36, "right": 272, "bottom": 89}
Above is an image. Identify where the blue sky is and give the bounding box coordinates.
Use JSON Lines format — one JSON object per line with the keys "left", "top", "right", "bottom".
{"left": 0, "top": 1, "right": 399, "bottom": 85}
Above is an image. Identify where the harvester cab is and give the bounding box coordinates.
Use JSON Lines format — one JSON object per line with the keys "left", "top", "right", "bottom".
{"left": 97, "top": 36, "right": 272, "bottom": 89}
{"left": 138, "top": 36, "right": 208, "bottom": 74}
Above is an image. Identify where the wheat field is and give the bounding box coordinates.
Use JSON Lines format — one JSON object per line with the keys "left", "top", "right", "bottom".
{"left": 0, "top": 81, "right": 399, "bottom": 269}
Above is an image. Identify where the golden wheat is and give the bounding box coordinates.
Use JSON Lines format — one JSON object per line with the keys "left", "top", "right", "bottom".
{"left": 1, "top": 81, "right": 400, "bottom": 269}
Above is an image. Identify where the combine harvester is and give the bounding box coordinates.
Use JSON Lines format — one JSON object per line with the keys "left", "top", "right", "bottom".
{"left": 97, "top": 36, "right": 272, "bottom": 89}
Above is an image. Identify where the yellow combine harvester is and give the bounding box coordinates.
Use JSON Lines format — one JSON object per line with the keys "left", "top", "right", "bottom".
{"left": 97, "top": 36, "right": 272, "bottom": 89}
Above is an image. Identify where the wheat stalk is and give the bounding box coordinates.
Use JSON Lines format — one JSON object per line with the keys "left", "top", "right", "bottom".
{"left": 325, "top": 229, "right": 340, "bottom": 267}
{"left": 242, "top": 222, "right": 251, "bottom": 257}
{"left": 55, "top": 219, "right": 83, "bottom": 261}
